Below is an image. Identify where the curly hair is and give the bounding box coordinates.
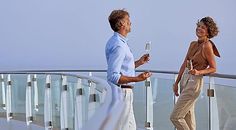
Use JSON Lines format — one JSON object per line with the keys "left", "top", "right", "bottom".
{"left": 200, "top": 17, "right": 219, "bottom": 38}
{"left": 108, "top": 9, "right": 129, "bottom": 32}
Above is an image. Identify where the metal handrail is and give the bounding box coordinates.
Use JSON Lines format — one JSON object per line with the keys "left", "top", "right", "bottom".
{"left": 1, "top": 69, "right": 236, "bottom": 79}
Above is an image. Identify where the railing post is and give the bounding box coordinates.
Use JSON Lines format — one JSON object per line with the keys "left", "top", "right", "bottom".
{"left": 6, "top": 74, "right": 13, "bottom": 121}
{"left": 1, "top": 74, "right": 6, "bottom": 110}
{"left": 26, "top": 75, "right": 33, "bottom": 125}
{"left": 88, "top": 80, "right": 98, "bottom": 119}
{"left": 88, "top": 72, "right": 99, "bottom": 119}
{"left": 88, "top": 72, "right": 92, "bottom": 87}
{"left": 208, "top": 76, "right": 219, "bottom": 130}
{"left": 75, "top": 78, "right": 83, "bottom": 130}
{"left": 33, "top": 74, "right": 39, "bottom": 112}
{"left": 145, "top": 77, "right": 153, "bottom": 130}
{"left": 44, "top": 75, "right": 53, "bottom": 130}
{"left": 60, "top": 75, "right": 68, "bottom": 130}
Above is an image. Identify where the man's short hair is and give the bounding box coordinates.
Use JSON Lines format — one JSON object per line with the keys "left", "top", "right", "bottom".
{"left": 108, "top": 9, "right": 129, "bottom": 32}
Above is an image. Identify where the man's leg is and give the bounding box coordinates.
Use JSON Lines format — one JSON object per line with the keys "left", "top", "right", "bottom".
{"left": 118, "top": 89, "right": 130, "bottom": 130}
{"left": 128, "top": 89, "right": 136, "bottom": 130}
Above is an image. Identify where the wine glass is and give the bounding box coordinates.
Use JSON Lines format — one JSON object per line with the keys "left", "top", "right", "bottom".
{"left": 189, "top": 60, "right": 194, "bottom": 82}
{"left": 145, "top": 41, "right": 151, "bottom": 73}
{"left": 145, "top": 41, "right": 151, "bottom": 55}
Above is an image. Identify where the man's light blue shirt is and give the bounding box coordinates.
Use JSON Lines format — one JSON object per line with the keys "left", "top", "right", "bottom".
{"left": 105, "top": 32, "right": 135, "bottom": 85}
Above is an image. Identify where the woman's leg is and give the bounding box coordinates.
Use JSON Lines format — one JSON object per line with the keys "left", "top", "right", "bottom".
{"left": 170, "top": 75, "right": 202, "bottom": 130}
{"left": 170, "top": 93, "right": 196, "bottom": 130}
{"left": 184, "top": 104, "right": 196, "bottom": 130}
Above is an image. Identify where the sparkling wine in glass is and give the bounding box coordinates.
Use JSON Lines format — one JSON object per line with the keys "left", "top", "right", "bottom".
{"left": 189, "top": 60, "right": 194, "bottom": 82}
{"left": 145, "top": 41, "right": 151, "bottom": 55}
{"left": 145, "top": 41, "right": 151, "bottom": 73}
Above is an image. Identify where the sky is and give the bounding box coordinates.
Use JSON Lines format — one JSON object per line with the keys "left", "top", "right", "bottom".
{"left": 0, "top": 0, "right": 236, "bottom": 76}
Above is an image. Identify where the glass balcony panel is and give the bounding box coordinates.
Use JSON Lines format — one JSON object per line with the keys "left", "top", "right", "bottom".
{"left": 0, "top": 74, "right": 6, "bottom": 116}
{"left": 194, "top": 83, "right": 209, "bottom": 130}
{"left": 151, "top": 78, "right": 174, "bottom": 130}
{"left": 11, "top": 74, "right": 27, "bottom": 122}
{"left": 81, "top": 79, "right": 90, "bottom": 123}
{"left": 214, "top": 83, "right": 236, "bottom": 130}
{"left": 66, "top": 76, "right": 78, "bottom": 130}
{"left": 49, "top": 75, "right": 61, "bottom": 129}
{"left": 31, "top": 74, "right": 46, "bottom": 127}
{"left": 133, "top": 75, "right": 210, "bottom": 130}
{"left": 67, "top": 82, "right": 76, "bottom": 130}
{"left": 131, "top": 81, "right": 145, "bottom": 129}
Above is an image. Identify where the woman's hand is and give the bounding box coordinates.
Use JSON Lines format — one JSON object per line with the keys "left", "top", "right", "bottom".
{"left": 173, "top": 84, "right": 179, "bottom": 96}
{"left": 189, "top": 69, "right": 201, "bottom": 75}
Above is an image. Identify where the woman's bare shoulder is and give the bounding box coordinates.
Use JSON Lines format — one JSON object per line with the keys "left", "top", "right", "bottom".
{"left": 203, "top": 41, "right": 213, "bottom": 49}
{"left": 189, "top": 41, "right": 198, "bottom": 47}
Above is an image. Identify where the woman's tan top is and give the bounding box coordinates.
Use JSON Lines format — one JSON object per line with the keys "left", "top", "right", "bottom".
{"left": 186, "top": 40, "right": 220, "bottom": 70}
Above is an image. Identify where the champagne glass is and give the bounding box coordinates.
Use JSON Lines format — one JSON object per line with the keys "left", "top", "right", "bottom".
{"left": 189, "top": 60, "right": 194, "bottom": 82}
{"left": 145, "top": 41, "right": 151, "bottom": 55}
{"left": 145, "top": 41, "right": 151, "bottom": 73}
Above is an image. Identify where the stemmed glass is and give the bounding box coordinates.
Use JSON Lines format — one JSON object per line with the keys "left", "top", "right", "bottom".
{"left": 145, "top": 41, "right": 151, "bottom": 70}
{"left": 189, "top": 60, "right": 194, "bottom": 82}
{"left": 145, "top": 41, "right": 151, "bottom": 55}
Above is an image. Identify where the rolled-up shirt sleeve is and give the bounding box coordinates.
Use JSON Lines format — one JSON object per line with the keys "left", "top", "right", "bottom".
{"left": 107, "top": 46, "right": 125, "bottom": 84}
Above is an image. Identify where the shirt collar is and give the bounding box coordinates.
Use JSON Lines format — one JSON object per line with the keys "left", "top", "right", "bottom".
{"left": 114, "top": 32, "right": 128, "bottom": 43}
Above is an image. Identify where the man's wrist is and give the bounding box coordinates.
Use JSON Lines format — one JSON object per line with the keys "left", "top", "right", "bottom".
{"left": 137, "top": 59, "right": 141, "bottom": 64}
{"left": 135, "top": 60, "right": 141, "bottom": 67}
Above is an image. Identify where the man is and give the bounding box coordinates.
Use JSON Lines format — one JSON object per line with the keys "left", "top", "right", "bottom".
{"left": 105, "top": 9, "right": 152, "bottom": 130}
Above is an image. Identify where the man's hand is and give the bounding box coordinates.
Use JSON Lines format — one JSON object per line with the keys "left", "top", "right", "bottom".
{"left": 118, "top": 72, "right": 152, "bottom": 84}
{"left": 139, "top": 54, "right": 150, "bottom": 65}
{"left": 173, "top": 84, "right": 179, "bottom": 96}
{"left": 137, "top": 71, "right": 152, "bottom": 81}
{"left": 135, "top": 54, "right": 150, "bottom": 68}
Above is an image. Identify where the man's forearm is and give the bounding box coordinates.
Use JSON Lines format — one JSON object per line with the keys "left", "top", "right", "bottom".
{"left": 118, "top": 75, "right": 141, "bottom": 84}
{"left": 135, "top": 60, "right": 141, "bottom": 68}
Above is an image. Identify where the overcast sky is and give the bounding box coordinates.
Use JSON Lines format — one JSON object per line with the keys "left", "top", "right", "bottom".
{"left": 0, "top": 0, "right": 236, "bottom": 75}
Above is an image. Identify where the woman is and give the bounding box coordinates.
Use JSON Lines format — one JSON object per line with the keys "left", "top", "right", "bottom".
{"left": 170, "top": 16, "right": 220, "bottom": 130}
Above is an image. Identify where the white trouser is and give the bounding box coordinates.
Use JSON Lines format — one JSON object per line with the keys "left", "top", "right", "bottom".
{"left": 118, "top": 88, "right": 136, "bottom": 130}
